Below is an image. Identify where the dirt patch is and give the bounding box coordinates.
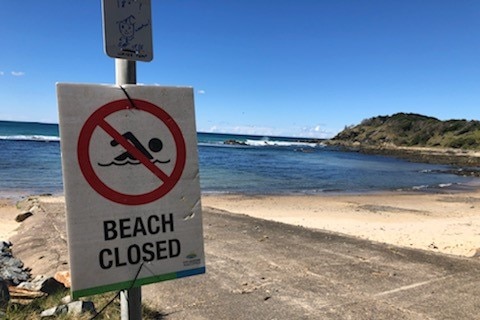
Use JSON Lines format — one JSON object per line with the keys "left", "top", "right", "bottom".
{"left": 9, "top": 196, "right": 68, "bottom": 277}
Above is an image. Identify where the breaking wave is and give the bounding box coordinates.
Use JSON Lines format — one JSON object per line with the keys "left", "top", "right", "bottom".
{"left": 244, "top": 139, "right": 320, "bottom": 147}
{"left": 0, "top": 135, "right": 60, "bottom": 142}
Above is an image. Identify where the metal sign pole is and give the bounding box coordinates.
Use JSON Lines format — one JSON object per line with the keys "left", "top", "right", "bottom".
{"left": 120, "top": 287, "right": 142, "bottom": 320}
{"left": 116, "top": 57, "right": 142, "bottom": 320}
{"left": 116, "top": 59, "right": 137, "bottom": 85}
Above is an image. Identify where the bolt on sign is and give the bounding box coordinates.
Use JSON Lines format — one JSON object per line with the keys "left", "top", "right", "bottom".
{"left": 57, "top": 84, "right": 205, "bottom": 299}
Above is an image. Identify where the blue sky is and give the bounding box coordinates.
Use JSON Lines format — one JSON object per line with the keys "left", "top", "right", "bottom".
{"left": 1, "top": 1, "right": 479, "bottom": 138}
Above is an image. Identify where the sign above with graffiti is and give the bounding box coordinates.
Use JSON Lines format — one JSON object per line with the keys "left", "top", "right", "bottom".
{"left": 102, "top": 0, "right": 153, "bottom": 62}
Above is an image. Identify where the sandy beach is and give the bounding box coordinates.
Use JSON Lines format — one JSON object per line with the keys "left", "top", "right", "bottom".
{"left": 202, "top": 190, "right": 480, "bottom": 257}
{"left": 0, "top": 198, "right": 21, "bottom": 240}
{"left": 1, "top": 190, "right": 480, "bottom": 258}
{"left": 1, "top": 192, "right": 480, "bottom": 319}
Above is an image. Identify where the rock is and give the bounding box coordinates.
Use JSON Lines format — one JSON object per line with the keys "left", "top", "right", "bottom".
{"left": 15, "top": 211, "right": 33, "bottom": 222}
{"left": 17, "top": 275, "right": 66, "bottom": 295}
{"left": 40, "top": 301, "right": 96, "bottom": 318}
{"left": 67, "top": 301, "right": 96, "bottom": 315}
{"left": 8, "top": 286, "right": 46, "bottom": 300}
{"left": 0, "top": 242, "right": 30, "bottom": 285}
{"left": 1, "top": 257, "right": 23, "bottom": 268}
{"left": 224, "top": 139, "right": 247, "bottom": 146}
{"left": 0, "top": 266, "right": 29, "bottom": 285}
{"left": 39, "top": 277, "right": 66, "bottom": 295}
{"left": 60, "top": 295, "right": 71, "bottom": 304}
{"left": 0, "top": 278, "right": 9, "bottom": 313}
{"left": 40, "top": 305, "right": 67, "bottom": 317}
{"left": 54, "top": 271, "right": 71, "bottom": 288}
{"left": 0, "top": 242, "right": 11, "bottom": 253}
{"left": 17, "top": 275, "right": 46, "bottom": 291}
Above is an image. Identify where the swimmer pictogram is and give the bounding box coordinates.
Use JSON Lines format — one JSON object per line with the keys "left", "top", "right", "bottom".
{"left": 77, "top": 98, "right": 186, "bottom": 205}
{"left": 97, "top": 131, "right": 171, "bottom": 167}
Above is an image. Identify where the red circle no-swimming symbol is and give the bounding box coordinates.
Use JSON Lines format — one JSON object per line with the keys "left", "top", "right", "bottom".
{"left": 77, "top": 99, "right": 186, "bottom": 205}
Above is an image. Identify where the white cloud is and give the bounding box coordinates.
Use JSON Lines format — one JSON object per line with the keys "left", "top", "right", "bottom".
{"left": 200, "top": 123, "right": 337, "bottom": 139}
{"left": 298, "top": 125, "right": 336, "bottom": 139}
{"left": 206, "top": 124, "right": 279, "bottom": 136}
{"left": 197, "top": 90, "right": 206, "bottom": 94}
{"left": 0, "top": 71, "right": 4, "bottom": 76}
{"left": 11, "top": 71, "right": 25, "bottom": 76}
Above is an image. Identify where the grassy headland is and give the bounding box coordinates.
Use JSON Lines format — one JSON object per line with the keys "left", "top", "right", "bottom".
{"left": 326, "top": 113, "right": 480, "bottom": 168}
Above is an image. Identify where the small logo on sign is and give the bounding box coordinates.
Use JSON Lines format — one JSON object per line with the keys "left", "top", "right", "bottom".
{"left": 183, "top": 252, "right": 201, "bottom": 267}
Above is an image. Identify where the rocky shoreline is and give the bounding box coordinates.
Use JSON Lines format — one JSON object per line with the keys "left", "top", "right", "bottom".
{"left": 0, "top": 241, "right": 30, "bottom": 286}
{"left": 325, "top": 141, "right": 480, "bottom": 174}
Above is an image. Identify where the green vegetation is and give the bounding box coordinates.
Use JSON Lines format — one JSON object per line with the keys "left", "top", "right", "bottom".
{"left": 332, "top": 113, "right": 480, "bottom": 150}
{"left": 5, "top": 290, "right": 164, "bottom": 320}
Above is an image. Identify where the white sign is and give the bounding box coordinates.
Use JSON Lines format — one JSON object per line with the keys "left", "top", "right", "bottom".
{"left": 57, "top": 84, "right": 204, "bottom": 298}
{"left": 102, "top": 0, "right": 153, "bottom": 61}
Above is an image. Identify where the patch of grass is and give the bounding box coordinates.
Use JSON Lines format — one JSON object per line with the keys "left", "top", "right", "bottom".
{"left": 5, "top": 289, "right": 165, "bottom": 319}
{"left": 6, "top": 289, "right": 71, "bottom": 320}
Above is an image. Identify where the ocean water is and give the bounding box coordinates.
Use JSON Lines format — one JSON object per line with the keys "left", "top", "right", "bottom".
{"left": 0, "top": 120, "right": 478, "bottom": 198}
